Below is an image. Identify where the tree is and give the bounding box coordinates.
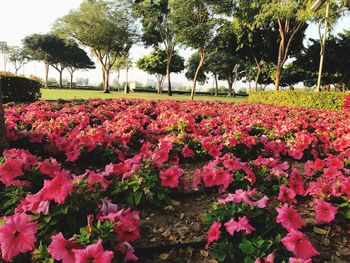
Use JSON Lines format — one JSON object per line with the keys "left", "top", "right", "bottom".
{"left": 232, "top": 0, "right": 308, "bottom": 91}
{"left": 23, "top": 34, "right": 65, "bottom": 88}
{"left": 136, "top": 48, "right": 184, "bottom": 93}
{"left": 289, "top": 31, "right": 350, "bottom": 90}
{"left": 8, "top": 47, "right": 30, "bottom": 75}
{"left": 54, "top": 0, "right": 136, "bottom": 93}
{"left": 171, "top": 0, "right": 218, "bottom": 100}
{"left": 112, "top": 56, "right": 128, "bottom": 91}
{"left": 133, "top": 0, "right": 177, "bottom": 96}
{"left": 64, "top": 42, "right": 95, "bottom": 89}
{"left": 185, "top": 52, "right": 208, "bottom": 86}
{"left": 205, "top": 21, "right": 243, "bottom": 96}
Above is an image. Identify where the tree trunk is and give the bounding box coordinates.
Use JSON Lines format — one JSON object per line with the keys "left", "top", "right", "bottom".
{"left": 191, "top": 49, "right": 206, "bottom": 101}
{"left": 156, "top": 74, "right": 164, "bottom": 94}
{"left": 116, "top": 68, "right": 120, "bottom": 92}
{"left": 275, "top": 19, "right": 304, "bottom": 91}
{"left": 44, "top": 63, "right": 49, "bottom": 88}
{"left": 274, "top": 65, "right": 283, "bottom": 91}
{"left": 124, "top": 58, "right": 129, "bottom": 94}
{"left": 227, "top": 77, "right": 234, "bottom": 96}
{"left": 0, "top": 79, "right": 9, "bottom": 153}
{"left": 103, "top": 68, "right": 110, "bottom": 93}
{"left": 69, "top": 72, "right": 74, "bottom": 89}
{"left": 253, "top": 57, "right": 262, "bottom": 92}
{"left": 166, "top": 47, "right": 173, "bottom": 96}
{"left": 59, "top": 70, "right": 63, "bottom": 89}
{"left": 15, "top": 67, "right": 19, "bottom": 75}
{"left": 214, "top": 73, "right": 218, "bottom": 96}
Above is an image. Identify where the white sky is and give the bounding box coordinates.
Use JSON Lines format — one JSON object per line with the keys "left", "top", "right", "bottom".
{"left": 0, "top": 0, "right": 349, "bottom": 89}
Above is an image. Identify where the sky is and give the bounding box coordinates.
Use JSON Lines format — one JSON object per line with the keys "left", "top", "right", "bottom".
{"left": 0, "top": 0, "right": 349, "bottom": 89}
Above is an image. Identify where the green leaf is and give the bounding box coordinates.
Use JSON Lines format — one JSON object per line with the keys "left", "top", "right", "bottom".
{"left": 134, "top": 191, "right": 143, "bottom": 205}
{"left": 313, "top": 226, "right": 329, "bottom": 235}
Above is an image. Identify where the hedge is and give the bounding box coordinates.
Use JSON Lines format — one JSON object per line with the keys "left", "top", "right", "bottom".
{"left": 0, "top": 72, "right": 41, "bottom": 102}
{"left": 248, "top": 90, "right": 348, "bottom": 111}
{"left": 133, "top": 88, "right": 248, "bottom": 97}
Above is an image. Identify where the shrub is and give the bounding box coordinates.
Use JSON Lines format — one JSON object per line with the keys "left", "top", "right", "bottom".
{"left": 249, "top": 91, "right": 347, "bottom": 111}
{"left": 0, "top": 72, "right": 42, "bottom": 102}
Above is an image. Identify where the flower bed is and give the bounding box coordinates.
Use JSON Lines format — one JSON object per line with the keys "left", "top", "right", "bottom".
{"left": 1, "top": 99, "right": 350, "bottom": 262}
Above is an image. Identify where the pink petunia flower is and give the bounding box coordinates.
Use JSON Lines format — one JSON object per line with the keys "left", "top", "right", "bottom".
{"left": 315, "top": 199, "right": 338, "bottom": 223}
{"left": 41, "top": 171, "right": 74, "bottom": 204}
{"left": 206, "top": 222, "right": 221, "bottom": 249}
{"left": 72, "top": 240, "right": 114, "bottom": 263}
{"left": 159, "top": 166, "right": 184, "bottom": 188}
{"left": 276, "top": 204, "right": 304, "bottom": 231}
{"left": 182, "top": 144, "right": 194, "bottom": 158}
{"left": 289, "top": 258, "right": 312, "bottom": 263}
{"left": 48, "top": 233, "right": 80, "bottom": 263}
{"left": 281, "top": 230, "right": 319, "bottom": 259}
{"left": 224, "top": 218, "right": 239, "bottom": 236}
{"left": 0, "top": 213, "right": 38, "bottom": 261}
{"left": 0, "top": 158, "right": 24, "bottom": 186}
{"left": 278, "top": 185, "right": 297, "bottom": 204}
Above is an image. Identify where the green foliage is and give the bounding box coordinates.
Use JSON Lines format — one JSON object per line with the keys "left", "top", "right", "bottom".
{"left": 171, "top": 0, "right": 218, "bottom": 50}
{"left": 249, "top": 91, "right": 347, "bottom": 110}
{"left": 0, "top": 73, "right": 42, "bottom": 102}
{"left": 204, "top": 195, "right": 288, "bottom": 262}
{"left": 136, "top": 48, "right": 185, "bottom": 76}
{"left": 111, "top": 160, "right": 172, "bottom": 206}
{"left": 8, "top": 46, "right": 30, "bottom": 75}
{"left": 185, "top": 52, "right": 208, "bottom": 84}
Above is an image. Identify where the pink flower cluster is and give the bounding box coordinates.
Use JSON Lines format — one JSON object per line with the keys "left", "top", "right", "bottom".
{"left": 0, "top": 149, "right": 140, "bottom": 262}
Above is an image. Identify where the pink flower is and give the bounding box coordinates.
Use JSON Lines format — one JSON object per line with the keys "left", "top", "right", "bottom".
{"left": 206, "top": 222, "right": 221, "bottom": 249}
{"left": 0, "top": 213, "right": 38, "bottom": 261}
{"left": 182, "top": 144, "right": 194, "bottom": 158}
{"left": 38, "top": 158, "right": 61, "bottom": 177}
{"left": 276, "top": 204, "right": 304, "bottom": 231}
{"left": 116, "top": 242, "right": 138, "bottom": 262}
{"left": 41, "top": 172, "right": 74, "bottom": 204}
{"left": 236, "top": 216, "right": 255, "bottom": 234}
{"left": 73, "top": 240, "right": 114, "bottom": 263}
{"left": 113, "top": 211, "right": 140, "bottom": 243}
{"left": 224, "top": 218, "right": 239, "bottom": 236}
{"left": 315, "top": 199, "right": 338, "bottom": 223}
{"left": 289, "top": 258, "right": 312, "bottom": 263}
{"left": 0, "top": 158, "right": 24, "bottom": 186}
{"left": 281, "top": 230, "right": 319, "bottom": 259}
{"left": 159, "top": 166, "right": 184, "bottom": 188}
{"left": 48, "top": 233, "right": 79, "bottom": 263}
{"left": 278, "top": 185, "right": 297, "bottom": 204}
{"left": 264, "top": 253, "right": 275, "bottom": 263}
{"left": 218, "top": 189, "right": 246, "bottom": 204}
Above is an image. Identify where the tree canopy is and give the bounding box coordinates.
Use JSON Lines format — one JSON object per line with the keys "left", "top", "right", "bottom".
{"left": 54, "top": 0, "right": 136, "bottom": 93}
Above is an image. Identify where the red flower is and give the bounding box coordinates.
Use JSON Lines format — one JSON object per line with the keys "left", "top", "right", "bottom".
{"left": 159, "top": 166, "right": 184, "bottom": 188}
{"left": 315, "top": 199, "right": 338, "bottom": 223}
{"left": 0, "top": 213, "right": 38, "bottom": 261}
{"left": 206, "top": 222, "right": 221, "bottom": 249}
{"left": 278, "top": 185, "right": 297, "bottom": 204}
{"left": 182, "top": 144, "right": 194, "bottom": 158}
{"left": 276, "top": 204, "right": 304, "bottom": 231}
{"left": 41, "top": 172, "right": 74, "bottom": 204}
{"left": 48, "top": 233, "right": 79, "bottom": 263}
{"left": 0, "top": 158, "right": 24, "bottom": 186}
{"left": 73, "top": 240, "right": 114, "bottom": 263}
{"left": 281, "top": 230, "right": 319, "bottom": 259}
{"left": 289, "top": 258, "right": 312, "bottom": 263}
{"left": 113, "top": 211, "right": 140, "bottom": 243}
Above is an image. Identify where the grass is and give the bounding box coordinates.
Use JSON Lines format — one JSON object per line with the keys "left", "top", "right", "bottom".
{"left": 40, "top": 88, "right": 248, "bottom": 102}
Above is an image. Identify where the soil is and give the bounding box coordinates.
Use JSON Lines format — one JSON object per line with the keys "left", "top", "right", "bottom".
{"left": 132, "top": 161, "right": 350, "bottom": 263}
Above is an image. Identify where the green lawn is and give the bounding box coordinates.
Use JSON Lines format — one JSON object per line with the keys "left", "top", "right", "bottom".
{"left": 40, "top": 88, "right": 248, "bottom": 102}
